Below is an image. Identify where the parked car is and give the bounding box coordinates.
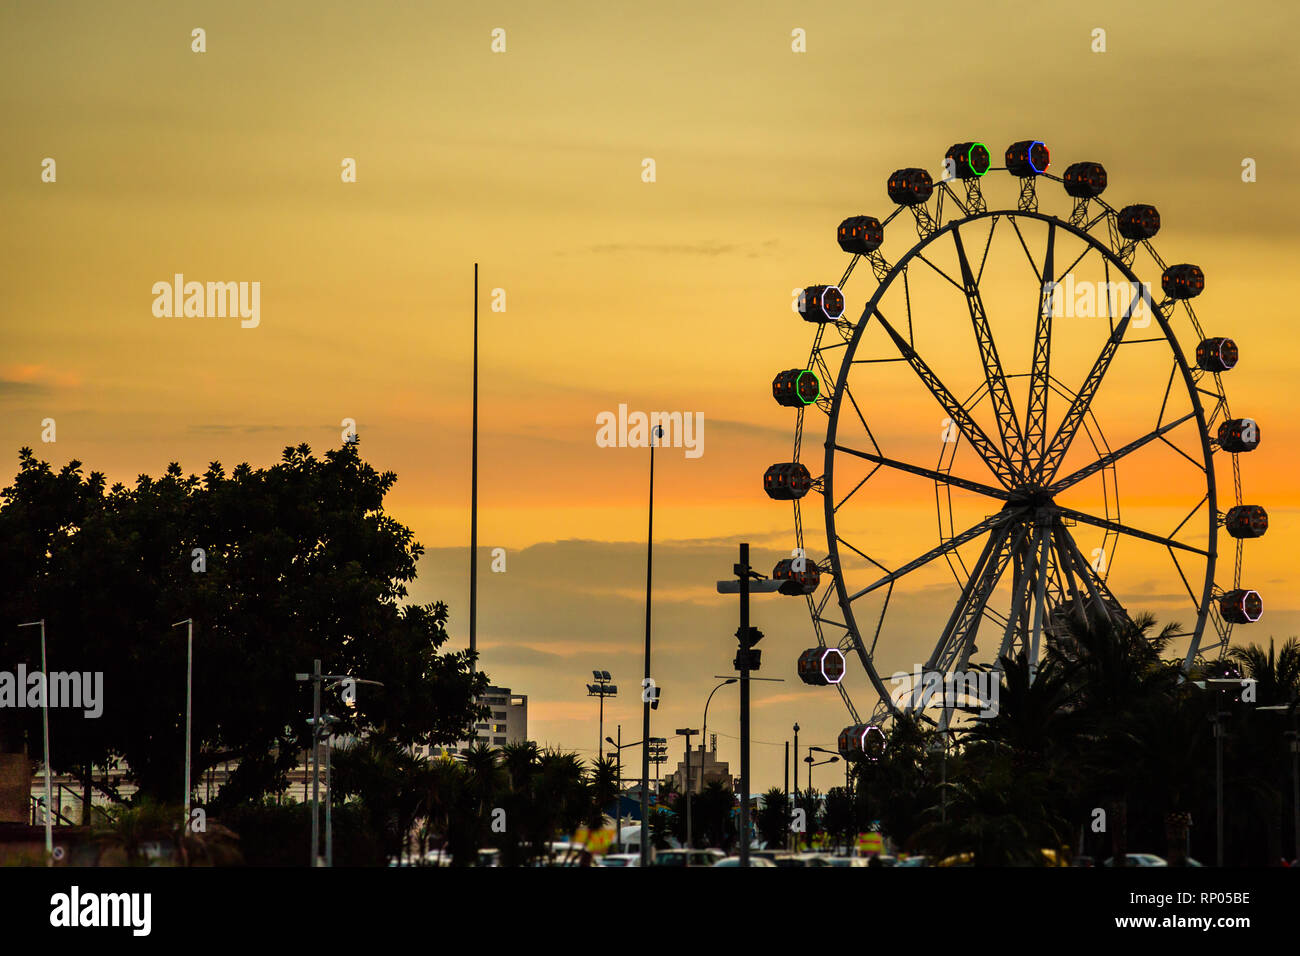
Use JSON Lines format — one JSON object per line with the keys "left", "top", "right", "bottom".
{"left": 826, "top": 855, "right": 871, "bottom": 867}
{"left": 650, "top": 849, "right": 726, "bottom": 867}
{"left": 601, "top": 853, "right": 642, "bottom": 867}
{"left": 1102, "top": 853, "right": 1167, "bottom": 867}
{"left": 713, "top": 856, "right": 777, "bottom": 867}
{"left": 894, "top": 855, "right": 929, "bottom": 867}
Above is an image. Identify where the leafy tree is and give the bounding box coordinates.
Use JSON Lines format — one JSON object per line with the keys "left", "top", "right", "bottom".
{"left": 0, "top": 443, "right": 486, "bottom": 809}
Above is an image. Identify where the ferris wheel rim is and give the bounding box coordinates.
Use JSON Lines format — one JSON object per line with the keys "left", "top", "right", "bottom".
{"left": 810, "top": 205, "right": 1219, "bottom": 721}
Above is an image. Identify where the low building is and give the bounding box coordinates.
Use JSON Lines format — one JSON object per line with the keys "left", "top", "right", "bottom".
{"left": 667, "top": 742, "right": 731, "bottom": 794}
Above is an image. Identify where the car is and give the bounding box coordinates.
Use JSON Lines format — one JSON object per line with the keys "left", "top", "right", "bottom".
{"left": 650, "top": 849, "right": 726, "bottom": 867}
{"left": 894, "top": 855, "right": 929, "bottom": 867}
{"left": 712, "top": 856, "right": 777, "bottom": 867}
{"left": 1102, "top": 853, "right": 1168, "bottom": 867}
{"left": 761, "top": 852, "right": 831, "bottom": 868}
{"left": 601, "top": 853, "right": 642, "bottom": 867}
{"left": 826, "top": 856, "right": 871, "bottom": 867}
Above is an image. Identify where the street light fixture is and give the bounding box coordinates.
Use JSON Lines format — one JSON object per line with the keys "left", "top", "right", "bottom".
{"left": 804, "top": 754, "right": 839, "bottom": 791}
{"left": 295, "top": 662, "right": 383, "bottom": 866}
{"left": 810, "top": 746, "right": 847, "bottom": 790}
{"left": 701, "top": 679, "right": 736, "bottom": 775}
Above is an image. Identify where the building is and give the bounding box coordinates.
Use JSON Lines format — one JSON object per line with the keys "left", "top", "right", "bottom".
{"left": 667, "top": 741, "right": 732, "bottom": 794}
{"left": 423, "top": 685, "right": 528, "bottom": 757}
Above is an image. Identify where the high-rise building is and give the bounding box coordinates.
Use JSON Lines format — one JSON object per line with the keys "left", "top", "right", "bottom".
{"left": 420, "top": 685, "right": 528, "bottom": 757}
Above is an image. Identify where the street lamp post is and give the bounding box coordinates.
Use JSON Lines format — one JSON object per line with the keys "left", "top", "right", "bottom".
{"left": 677, "top": 728, "right": 698, "bottom": 855}
{"left": 172, "top": 619, "right": 194, "bottom": 834}
{"left": 1200, "top": 676, "right": 1241, "bottom": 867}
{"left": 804, "top": 754, "right": 839, "bottom": 792}
{"left": 1259, "top": 701, "right": 1300, "bottom": 864}
{"left": 295, "top": 664, "right": 383, "bottom": 866}
{"left": 702, "top": 679, "right": 735, "bottom": 766}
{"left": 18, "top": 621, "right": 52, "bottom": 864}
{"left": 809, "top": 746, "right": 844, "bottom": 788}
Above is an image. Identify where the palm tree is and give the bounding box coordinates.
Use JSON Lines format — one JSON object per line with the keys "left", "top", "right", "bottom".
{"left": 588, "top": 757, "right": 619, "bottom": 828}
{"left": 1230, "top": 638, "right": 1300, "bottom": 705}
{"left": 756, "top": 787, "right": 789, "bottom": 849}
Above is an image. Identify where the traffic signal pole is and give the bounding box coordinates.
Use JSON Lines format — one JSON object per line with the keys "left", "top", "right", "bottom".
{"left": 738, "top": 542, "right": 751, "bottom": 868}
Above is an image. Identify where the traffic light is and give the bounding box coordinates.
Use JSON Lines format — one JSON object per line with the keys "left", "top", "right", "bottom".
{"left": 734, "top": 626, "right": 764, "bottom": 672}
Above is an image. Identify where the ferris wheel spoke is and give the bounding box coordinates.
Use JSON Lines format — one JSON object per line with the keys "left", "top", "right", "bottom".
{"left": 1024, "top": 222, "right": 1056, "bottom": 471}
{"left": 1049, "top": 411, "right": 1197, "bottom": 495}
{"left": 1033, "top": 287, "right": 1152, "bottom": 483}
{"left": 831, "top": 443, "right": 1012, "bottom": 501}
{"left": 953, "top": 226, "right": 1026, "bottom": 465}
{"left": 844, "top": 512, "right": 1009, "bottom": 603}
{"left": 994, "top": 526, "right": 1041, "bottom": 665}
{"left": 1052, "top": 525, "right": 1129, "bottom": 624}
{"left": 923, "top": 523, "right": 1027, "bottom": 686}
{"left": 1053, "top": 505, "right": 1209, "bottom": 557}
{"left": 870, "top": 307, "right": 1020, "bottom": 488}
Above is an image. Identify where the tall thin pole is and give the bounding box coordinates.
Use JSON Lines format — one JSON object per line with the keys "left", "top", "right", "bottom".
{"left": 615, "top": 725, "right": 622, "bottom": 853}
{"left": 792, "top": 722, "right": 799, "bottom": 851}
{"left": 39, "top": 623, "right": 51, "bottom": 862}
{"left": 173, "top": 619, "right": 194, "bottom": 834}
{"left": 325, "top": 724, "right": 333, "bottom": 867}
{"left": 684, "top": 734, "right": 693, "bottom": 853}
{"left": 598, "top": 692, "right": 604, "bottom": 764}
{"left": 19, "top": 621, "right": 51, "bottom": 864}
{"left": 1215, "top": 707, "right": 1225, "bottom": 867}
{"left": 470, "top": 263, "right": 478, "bottom": 669}
{"left": 738, "top": 542, "right": 752, "bottom": 867}
{"left": 311, "top": 659, "right": 322, "bottom": 867}
{"left": 1290, "top": 716, "right": 1299, "bottom": 864}
{"left": 640, "top": 428, "right": 657, "bottom": 866}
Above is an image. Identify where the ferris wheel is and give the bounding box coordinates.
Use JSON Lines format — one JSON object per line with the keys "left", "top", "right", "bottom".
{"left": 765, "top": 141, "right": 1266, "bottom": 751}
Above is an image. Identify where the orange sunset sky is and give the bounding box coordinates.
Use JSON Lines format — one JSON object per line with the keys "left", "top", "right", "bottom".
{"left": 2, "top": 0, "right": 1299, "bottom": 791}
